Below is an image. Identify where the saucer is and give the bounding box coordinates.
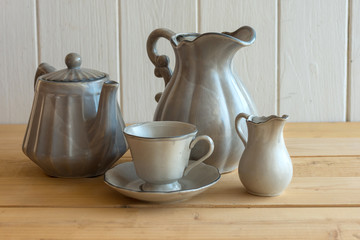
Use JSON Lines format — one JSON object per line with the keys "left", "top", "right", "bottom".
{"left": 104, "top": 161, "right": 220, "bottom": 203}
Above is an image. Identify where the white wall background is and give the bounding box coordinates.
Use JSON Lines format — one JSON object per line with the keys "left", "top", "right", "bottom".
{"left": 0, "top": 0, "right": 358, "bottom": 123}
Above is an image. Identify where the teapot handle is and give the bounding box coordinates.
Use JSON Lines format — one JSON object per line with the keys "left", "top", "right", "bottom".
{"left": 146, "top": 28, "right": 175, "bottom": 102}
{"left": 34, "top": 63, "right": 56, "bottom": 90}
{"left": 235, "top": 113, "right": 251, "bottom": 147}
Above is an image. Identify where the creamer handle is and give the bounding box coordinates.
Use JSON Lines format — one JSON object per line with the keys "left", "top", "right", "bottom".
{"left": 146, "top": 28, "right": 175, "bottom": 102}
{"left": 235, "top": 113, "right": 250, "bottom": 147}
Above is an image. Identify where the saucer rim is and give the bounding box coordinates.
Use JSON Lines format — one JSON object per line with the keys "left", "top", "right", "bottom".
{"left": 104, "top": 161, "right": 221, "bottom": 195}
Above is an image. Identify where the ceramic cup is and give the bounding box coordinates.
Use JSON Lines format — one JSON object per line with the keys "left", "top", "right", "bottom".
{"left": 123, "top": 121, "right": 214, "bottom": 192}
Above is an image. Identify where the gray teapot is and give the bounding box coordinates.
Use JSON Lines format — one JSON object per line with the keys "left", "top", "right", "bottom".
{"left": 23, "top": 53, "right": 127, "bottom": 178}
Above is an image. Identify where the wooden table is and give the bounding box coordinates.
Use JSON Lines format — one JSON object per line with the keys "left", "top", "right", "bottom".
{"left": 1, "top": 123, "right": 360, "bottom": 239}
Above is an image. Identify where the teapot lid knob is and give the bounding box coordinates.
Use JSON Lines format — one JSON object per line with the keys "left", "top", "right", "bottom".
{"left": 65, "top": 53, "right": 82, "bottom": 69}
{"left": 40, "top": 52, "right": 106, "bottom": 82}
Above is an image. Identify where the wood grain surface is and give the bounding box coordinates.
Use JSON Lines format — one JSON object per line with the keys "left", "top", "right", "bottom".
{"left": 0, "top": 123, "right": 360, "bottom": 239}
{"left": 1, "top": 208, "right": 360, "bottom": 240}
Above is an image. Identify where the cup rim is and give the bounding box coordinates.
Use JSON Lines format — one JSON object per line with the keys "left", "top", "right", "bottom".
{"left": 124, "top": 121, "right": 198, "bottom": 140}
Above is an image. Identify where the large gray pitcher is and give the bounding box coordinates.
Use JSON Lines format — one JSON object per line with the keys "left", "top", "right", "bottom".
{"left": 147, "top": 26, "right": 257, "bottom": 173}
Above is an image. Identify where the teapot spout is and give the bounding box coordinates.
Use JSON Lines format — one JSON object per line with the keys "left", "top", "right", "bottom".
{"left": 92, "top": 80, "right": 127, "bottom": 150}
{"left": 95, "top": 80, "right": 124, "bottom": 130}
{"left": 88, "top": 80, "right": 127, "bottom": 169}
{"left": 34, "top": 63, "right": 56, "bottom": 89}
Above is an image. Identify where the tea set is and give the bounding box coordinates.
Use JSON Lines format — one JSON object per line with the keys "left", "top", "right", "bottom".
{"left": 22, "top": 26, "right": 293, "bottom": 203}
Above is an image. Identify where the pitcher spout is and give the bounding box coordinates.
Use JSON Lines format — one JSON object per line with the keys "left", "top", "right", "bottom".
{"left": 170, "top": 26, "right": 256, "bottom": 64}
{"left": 247, "top": 114, "right": 289, "bottom": 124}
{"left": 171, "top": 26, "right": 256, "bottom": 49}
{"left": 222, "top": 26, "right": 256, "bottom": 47}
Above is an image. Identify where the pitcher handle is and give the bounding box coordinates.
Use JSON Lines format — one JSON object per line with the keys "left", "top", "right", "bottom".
{"left": 146, "top": 28, "right": 175, "bottom": 102}
{"left": 235, "top": 113, "right": 251, "bottom": 147}
{"left": 183, "top": 135, "right": 214, "bottom": 176}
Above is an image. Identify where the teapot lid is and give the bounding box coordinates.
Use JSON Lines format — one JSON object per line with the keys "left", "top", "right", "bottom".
{"left": 41, "top": 53, "right": 106, "bottom": 82}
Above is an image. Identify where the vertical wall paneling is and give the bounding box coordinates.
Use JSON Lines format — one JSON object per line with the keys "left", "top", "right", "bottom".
{"left": 0, "top": 0, "right": 357, "bottom": 124}
{"left": 37, "top": 0, "right": 119, "bottom": 95}
{"left": 350, "top": 0, "right": 360, "bottom": 120}
{"left": 0, "top": 0, "right": 37, "bottom": 124}
{"left": 120, "top": 0, "right": 197, "bottom": 123}
{"left": 199, "top": 0, "right": 278, "bottom": 116}
{"left": 279, "top": 0, "right": 348, "bottom": 122}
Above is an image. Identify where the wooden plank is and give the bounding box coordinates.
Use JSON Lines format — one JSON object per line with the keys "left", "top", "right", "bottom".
{"left": 3, "top": 154, "right": 360, "bottom": 179}
{"left": 286, "top": 138, "right": 360, "bottom": 157}
{"left": 0, "top": 207, "right": 359, "bottom": 239}
{"left": 2, "top": 124, "right": 360, "bottom": 162}
{"left": 1, "top": 171, "right": 359, "bottom": 208}
{"left": 4, "top": 122, "right": 360, "bottom": 139}
{"left": 120, "top": 0, "right": 196, "bottom": 123}
{"left": 350, "top": 0, "right": 360, "bottom": 120}
{"left": 279, "top": 0, "right": 348, "bottom": 121}
{"left": 37, "top": 0, "right": 119, "bottom": 94}
{"left": 12, "top": 135, "right": 360, "bottom": 160}
{"left": 138, "top": 176, "right": 360, "bottom": 208}
{"left": 199, "top": 0, "right": 277, "bottom": 116}
{"left": 0, "top": 0, "right": 37, "bottom": 124}
{"left": 292, "top": 156, "right": 360, "bottom": 177}
{"left": 283, "top": 122, "right": 360, "bottom": 138}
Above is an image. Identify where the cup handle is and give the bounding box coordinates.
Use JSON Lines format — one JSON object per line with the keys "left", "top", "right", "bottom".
{"left": 183, "top": 135, "right": 214, "bottom": 176}
{"left": 235, "top": 113, "right": 251, "bottom": 147}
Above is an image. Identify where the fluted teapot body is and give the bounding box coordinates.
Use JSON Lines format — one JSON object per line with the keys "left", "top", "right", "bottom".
{"left": 23, "top": 53, "right": 127, "bottom": 178}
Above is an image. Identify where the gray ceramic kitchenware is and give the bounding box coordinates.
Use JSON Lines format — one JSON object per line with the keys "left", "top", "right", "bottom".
{"left": 104, "top": 161, "right": 220, "bottom": 203}
{"left": 235, "top": 113, "right": 293, "bottom": 196}
{"left": 147, "top": 26, "right": 257, "bottom": 173}
{"left": 23, "top": 53, "right": 127, "bottom": 178}
{"left": 123, "top": 121, "right": 214, "bottom": 192}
